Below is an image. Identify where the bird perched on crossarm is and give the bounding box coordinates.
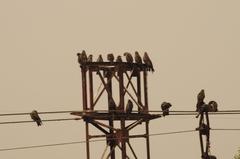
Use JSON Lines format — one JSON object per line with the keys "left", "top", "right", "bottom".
{"left": 143, "top": 52, "right": 154, "bottom": 72}
{"left": 161, "top": 102, "right": 172, "bottom": 116}
{"left": 87, "top": 54, "right": 93, "bottom": 62}
{"left": 126, "top": 100, "right": 133, "bottom": 114}
{"left": 30, "top": 110, "right": 42, "bottom": 126}
{"left": 134, "top": 51, "right": 142, "bottom": 64}
{"left": 123, "top": 52, "right": 133, "bottom": 63}
{"left": 116, "top": 55, "right": 123, "bottom": 62}
{"left": 196, "top": 89, "right": 205, "bottom": 112}
{"left": 107, "top": 54, "right": 114, "bottom": 62}
{"left": 97, "top": 54, "right": 103, "bottom": 62}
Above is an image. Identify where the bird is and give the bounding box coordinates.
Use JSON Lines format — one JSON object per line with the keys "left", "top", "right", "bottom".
{"left": 134, "top": 51, "right": 142, "bottom": 64}
{"left": 77, "top": 53, "right": 82, "bottom": 64}
{"left": 30, "top": 110, "right": 42, "bottom": 126}
{"left": 196, "top": 89, "right": 205, "bottom": 112}
{"left": 81, "top": 50, "right": 87, "bottom": 63}
{"left": 143, "top": 52, "right": 154, "bottom": 72}
{"left": 126, "top": 100, "right": 133, "bottom": 114}
{"left": 208, "top": 101, "right": 218, "bottom": 112}
{"left": 116, "top": 55, "right": 123, "bottom": 62}
{"left": 123, "top": 52, "right": 133, "bottom": 63}
{"left": 161, "top": 102, "right": 172, "bottom": 116}
{"left": 97, "top": 54, "right": 103, "bottom": 62}
{"left": 87, "top": 54, "right": 93, "bottom": 62}
{"left": 107, "top": 54, "right": 114, "bottom": 62}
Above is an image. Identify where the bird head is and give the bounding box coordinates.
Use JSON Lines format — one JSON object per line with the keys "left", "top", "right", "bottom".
{"left": 77, "top": 53, "right": 81, "bottom": 56}
{"left": 123, "top": 52, "right": 129, "bottom": 56}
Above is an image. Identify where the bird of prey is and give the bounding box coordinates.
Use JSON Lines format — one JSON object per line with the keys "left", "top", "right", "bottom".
{"left": 81, "top": 50, "right": 87, "bottom": 63}
{"left": 87, "top": 54, "right": 93, "bottom": 62}
{"left": 77, "top": 53, "right": 82, "bottom": 64}
{"left": 97, "top": 54, "right": 103, "bottom": 62}
{"left": 143, "top": 52, "right": 154, "bottom": 72}
{"left": 107, "top": 54, "right": 114, "bottom": 62}
{"left": 161, "top": 102, "right": 172, "bottom": 116}
{"left": 116, "top": 55, "right": 123, "bottom": 62}
{"left": 126, "top": 100, "right": 133, "bottom": 114}
{"left": 30, "top": 110, "right": 42, "bottom": 126}
{"left": 134, "top": 51, "right": 142, "bottom": 64}
{"left": 196, "top": 89, "right": 205, "bottom": 112}
{"left": 123, "top": 52, "right": 133, "bottom": 63}
{"left": 208, "top": 101, "right": 218, "bottom": 112}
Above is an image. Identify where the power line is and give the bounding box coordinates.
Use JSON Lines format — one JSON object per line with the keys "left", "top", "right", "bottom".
{"left": 212, "top": 128, "right": 240, "bottom": 131}
{"left": 0, "top": 118, "right": 81, "bottom": 125}
{"left": 0, "top": 129, "right": 196, "bottom": 152}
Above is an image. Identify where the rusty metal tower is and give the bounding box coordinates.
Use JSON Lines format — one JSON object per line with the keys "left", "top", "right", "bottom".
{"left": 71, "top": 53, "right": 160, "bottom": 159}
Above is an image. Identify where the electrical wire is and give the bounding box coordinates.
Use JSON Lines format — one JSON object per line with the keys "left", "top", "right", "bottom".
{"left": 212, "top": 128, "right": 240, "bottom": 131}
{"left": 0, "top": 129, "right": 196, "bottom": 152}
{"left": 0, "top": 118, "right": 81, "bottom": 125}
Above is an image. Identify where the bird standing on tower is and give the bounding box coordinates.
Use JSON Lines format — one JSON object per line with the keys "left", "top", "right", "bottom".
{"left": 107, "top": 54, "right": 114, "bottom": 62}
{"left": 116, "top": 55, "right": 123, "bottom": 62}
{"left": 126, "top": 100, "right": 133, "bottom": 114}
{"left": 123, "top": 52, "right": 133, "bottom": 63}
{"left": 134, "top": 51, "right": 142, "bottom": 64}
{"left": 143, "top": 52, "right": 154, "bottom": 72}
{"left": 30, "top": 110, "right": 42, "bottom": 126}
{"left": 196, "top": 89, "right": 205, "bottom": 112}
{"left": 87, "top": 54, "right": 93, "bottom": 62}
{"left": 97, "top": 54, "right": 104, "bottom": 62}
{"left": 161, "top": 102, "right": 172, "bottom": 116}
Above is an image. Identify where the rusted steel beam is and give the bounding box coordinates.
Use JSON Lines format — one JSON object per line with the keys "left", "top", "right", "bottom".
{"left": 82, "top": 67, "right": 88, "bottom": 110}
{"left": 127, "top": 141, "right": 138, "bottom": 159}
{"left": 89, "top": 69, "right": 94, "bottom": 110}
{"left": 125, "top": 72, "right": 138, "bottom": 97}
{"left": 85, "top": 122, "right": 90, "bottom": 159}
{"left": 126, "top": 119, "right": 144, "bottom": 131}
{"left": 146, "top": 121, "right": 151, "bottom": 159}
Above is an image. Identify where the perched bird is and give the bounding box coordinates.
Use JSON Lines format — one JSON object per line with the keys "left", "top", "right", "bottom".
{"left": 208, "top": 101, "right": 218, "bottom": 112}
{"left": 134, "top": 51, "right": 142, "bottom": 64}
{"left": 126, "top": 100, "right": 133, "bottom": 114}
{"left": 116, "top": 56, "right": 123, "bottom": 62}
{"left": 81, "top": 50, "right": 87, "bottom": 63}
{"left": 107, "top": 54, "right": 114, "bottom": 62}
{"left": 30, "top": 110, "right": 42, "bottom": 126}
{"left": 87, "top": 54, "right": 93, "bottom": 62}
{"left": 123, "top": 52, "right": 133, "bottom": 63}
{"left": 196, "top": 89, "right": 205, "bottom": 112}
{"left": 143, "top": 52, "right": 154, "bottom": 72}
{"left": 161, "top": 102, "right": 172, "bottom": 116}
{"left": 97, "top": 54, "right": 103, "bottom": 62}
{"left": 77, "top": 53, "right": 82, "bottom": 64}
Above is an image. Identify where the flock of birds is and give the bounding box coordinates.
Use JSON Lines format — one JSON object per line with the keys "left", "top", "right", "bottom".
{"left": 77, "top": 50, "right": 154, "bottom": 72}
{"left": 29, "top": 89, "right": 217, "bottom": 126}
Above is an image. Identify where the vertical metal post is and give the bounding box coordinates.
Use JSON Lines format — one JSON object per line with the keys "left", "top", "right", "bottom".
{"left": 89, "top": 69, "right": 94, "bottom": 110}
{"left": 121, "top": 120, "right": 127, "bottom": 159}
{"left": 119, "top": 69, "right": 124, "bottom": 110}
{"left": 82, "top": 67, "right": 88, "bottom": 110}
{"left": 86, "top": 122, "right": 90, "bottom": 159}
{"left": 146, "top": 121, "right": 151, "bottom": 159}
{"left": 137, "top": 72, "right": 142, "bottom": 112}
{"left": 143, "top": 70, "right": 148, "bottom": 111}
{"left": 107, "top": 73, "right": 115, "bottom": 159}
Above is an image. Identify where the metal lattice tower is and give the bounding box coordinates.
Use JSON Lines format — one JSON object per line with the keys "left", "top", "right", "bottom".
{"left": 71, "top": 58, "right": 160, "bottom": 159}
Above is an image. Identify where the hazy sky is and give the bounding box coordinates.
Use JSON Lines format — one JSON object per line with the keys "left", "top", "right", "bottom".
{"left": 0, "top": 0, "right": 240, "bottom": 158}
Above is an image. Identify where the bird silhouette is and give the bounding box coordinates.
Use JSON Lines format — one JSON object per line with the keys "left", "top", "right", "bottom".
{"left": 87, "top": 54, "right": 93, "bottom": 62}
{"left": 77, "top": 53, "right": 82, "bottom": 64}
{"left": 107, "top": 54, "right": 114, "bottom": 62}
{"left": 116, "top": 55, "right": 123, "bottom": 62}
{"left": 123, "top": 52, "right": 133, "bottom": 63}
{"left": 161, "top": 102, "right": 172, "bottom": 116}
{"left": 81, "top": 50, "right": 87, "bottom": 63}
{"left": 97, "top": 54, "right": 103, "bottom": 62}
{"left": 143, "top": 52, "right": 154, "bottom": 72}
{"left": 134, "top": 51, "right": 142, "bottom": 64}
{"left": 30, "top": 110, "right": 42, "bottom": 126}
{"left": 208, "top": 101, "right": 218, "bottom": 112}
{"left": 126, "top": 100, "right": 133, "bottom": 114}
{"left": 196, "top": 89, "right": 205, "bottom": 112}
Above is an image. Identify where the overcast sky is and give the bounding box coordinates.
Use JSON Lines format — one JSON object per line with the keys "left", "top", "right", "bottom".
{"left": 0, "top": 0, "right": 240, "bottom": 159}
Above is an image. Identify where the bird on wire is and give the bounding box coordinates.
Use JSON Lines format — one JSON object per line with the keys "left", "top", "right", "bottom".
{"left": 30, "top": 110, "right": 42, "bottom": 126}
{"left": 161, "top": 102, "right": 172, "bottom": 116}
{"left": 196, "top": 89, "right": 205, "bottom": 112}
{"left": 107, "top": 54, "right": 114, "bottom": 62}
{"left": 116, "top": 55, "right": 123, "bottom": 62}
{"left": 134, "top": 51, "right": 142, "bottom": 64}
{"left": 123, "top": 52, "right": 133, "bottom": 63}
{"left": 126, "top": 99, "right": 133, "bottom": 114}
{"left": 143, "top": 52, "right": 154, "bottom": 72}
